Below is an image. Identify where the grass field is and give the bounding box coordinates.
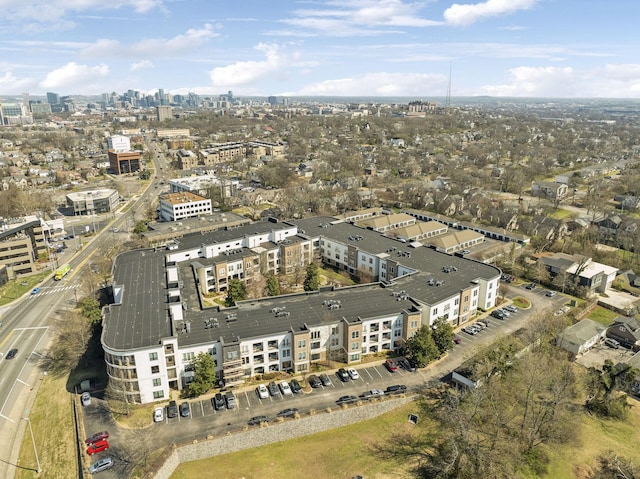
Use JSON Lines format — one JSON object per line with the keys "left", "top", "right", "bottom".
{"left": 586, "top": 305, "right": 619, "bottom": 326}
{"left": 170, "top": 403, "right": 427, "bottom": 479}
{"left": 169, "top": 397, "right": 640, "bottom": 479}
{"left": 15, "top": 374, "right": 77, "bottom": 479}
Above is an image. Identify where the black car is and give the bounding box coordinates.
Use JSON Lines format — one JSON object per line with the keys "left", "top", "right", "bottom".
{"left": 290, "top": 379, "right": 302, "bottom": 394}
{"left": 398, "top": 358, "right": 415, "bottom": 372}
{"left": 308, "top": 375, "right": 322, "bottom": 388}
{"left": 336, "top": 395, "right": 358, "bottom": 405}
{"left": 248, "top": 415, "right": 269, "bottom": 426}
{"left": 167, "top": 400, "right": 178, "bottom": 418}
{"left": 267, "top": 381, "right": 280, "bottom": 397}
{"left": 492, "top": 310, "right": 506, "bottom": 320}
{"left": 277, "top": 408, "right": 299, "bottom": 418}
{"left": 5, "top": 348, "right": 17, "bottom": 360}
{"left": 385, "top": 384, "right": 407, "bottom": 394}
{"left": 211, "top": 392, "right": 225, "bottom": 410}
{"left": 179, "top": 402, "right": 190, "bottom": 417}
{"left": 336, "top": 368, "right": 350, "bottom": 382}
{"left": 319, "top": 373, "right": 332, "bottom": 386}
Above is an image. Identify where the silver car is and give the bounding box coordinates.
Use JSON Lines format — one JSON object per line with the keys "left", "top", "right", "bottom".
{"left": 89, "top": 457, "right": 113, "bottom": 474}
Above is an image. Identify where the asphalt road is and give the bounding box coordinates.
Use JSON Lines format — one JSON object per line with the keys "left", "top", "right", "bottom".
{"left": 0, "top": 154, "right": 165, "bottom": 479}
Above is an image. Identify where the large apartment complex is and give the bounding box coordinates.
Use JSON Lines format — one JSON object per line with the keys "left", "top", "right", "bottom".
{"left": 102, "top": 213, "right": 501, "bottom": 404}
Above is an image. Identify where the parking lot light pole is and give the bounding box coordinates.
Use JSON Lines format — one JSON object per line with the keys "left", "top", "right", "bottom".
{"left": 21, "top": 416, "right": 41, "bottom": 473}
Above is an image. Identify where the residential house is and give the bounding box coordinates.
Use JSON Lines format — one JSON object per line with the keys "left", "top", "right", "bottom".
{"left": 538, "top": 252, "right": 618, "bottom": 295}
{"left": 557, "top": 319, "right": 606, "bottom": 355}
{"left": 531, "top": 181, "right": 568, "bottom": 200}
{"left": 606, "top": 316, "right": 640, "bottom": 350}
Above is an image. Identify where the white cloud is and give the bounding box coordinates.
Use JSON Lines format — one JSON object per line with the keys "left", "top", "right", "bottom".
{"left": 209, "top": 44, "right": 283, "bottom": 87}
{"left": 276, "top": 0, "right": 441, "bottom": 37}
{"left": 294, "top": 72, "right": 447, "bottom": 96}
{"left": 209, "top": 43, "right": 313, "bottom": 89}
{"left": 131, "top": 60, "right": 154, "bottom": 71}
{"left": 473, "top": 63, "right": 640, "bottom": 98}
{"left": 444, "top": 0, "right": 538, "bottom": 26}
{"left": 80, "top": 24, "right": 218, "bottom": 58}
{"left": 0, "top": 71, "right": 37, "bottom": 94}
{"left": 4, "top": 0, "right": 163, "bottom": 21}
{"left": 39, "top": 62, "right": 110, "bottom": 91}
{"left": 478, "top": 66, "right": 575, "bottom": 97}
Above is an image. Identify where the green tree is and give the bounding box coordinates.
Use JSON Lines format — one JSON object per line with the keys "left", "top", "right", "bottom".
{"left": 266, "top": 276, "right": 280, "bottom": 296}
{"left": 189, "top": 352, "right": 217, "bottom": 397}
{"left": 225, "top": 279, "right": 246, "bottom": 306}
{"left": 78, "top": 296, "right": 102, "bottom": 324}
{"left": 404, "top": 325, "right": 440, "bottom": 368}
{"left": 303, "top": 262, "right": 320, "bottom": 291}
{"left": 133, "top": 221, "right": 148, "bottom": 234}
{"left": 431, "top": 316, "right": 454, "bottom": 355}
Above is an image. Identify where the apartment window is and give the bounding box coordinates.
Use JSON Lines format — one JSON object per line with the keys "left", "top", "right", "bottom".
{"left": 331, "top": 326, "right": 338, "bottom": 335}
{"left": 311, "top": 341, "right": 321, "bottom": 350}
{"left": 282, "top": 349, "right": 291, "bottom": 358}
{"left": 209, "top": 347, "right": 217, "bottom": 356}
{"left": 473, "top": 290, "right": 478, "bottom": 297}
{"left": 297, "top": 351, "right": 307, "bottom": 360}
{"left": 311, "top": 353, "right": 321, "bottom": 361}
{"left": 351, "top": 342, "right": 359, "bottom": 351}
{"left": 153, "top": 390, "right": 164, "bottom": 399}
{"left": 149, "top": 352, "right": 158, "bottom": 361}
{"left": 410, "top": 320, "right": 418, "bottom": 329}
{"left": 390, "top": 267, "right": 394, "bottom": 273}
{"left": 330, "top": 338, "right": 339, "bottom": 347}
{"left": 351, "top": 331, "right": 360, "bottom": 339}
{"left": 153, "top": 378, "right": 161, "bottom": 387}
{"left": 151, "top": 365, "right": 160, "bottom": 374}
{"left": 349, "top": 354, "right": 360, "bottom": 362}
{"left": 182, "top": 352, "right": 195, "bottom": 362}
{"left": 455, "top": 298, "right": 459, "bottom": 305}
{"left": 310, "top": 331, "right": 320, "bottom": 339}
{"left": 297, "top": 339, "right": 306, "bottom": 348}
{"left": 394, "top": 329, "right": 401, "bottom": 337}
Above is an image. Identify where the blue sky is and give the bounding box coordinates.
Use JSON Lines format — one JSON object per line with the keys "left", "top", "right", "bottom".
{"left": 1, "top": 0, "right": 639, "bottom": 98}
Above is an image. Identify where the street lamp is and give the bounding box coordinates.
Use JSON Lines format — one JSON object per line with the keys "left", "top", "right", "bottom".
{"left": 21, "top": 416, "right": 41, "bottom": 473}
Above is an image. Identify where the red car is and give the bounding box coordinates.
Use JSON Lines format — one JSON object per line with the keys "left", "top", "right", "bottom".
{"left": 86, "top": 439, "right": 109, "bottom": 455}
{"left": 85, "top": 431, "right": 109, "bottom": 445}
{"left": 385, "top": 359, "right": 398, "bottom": 372}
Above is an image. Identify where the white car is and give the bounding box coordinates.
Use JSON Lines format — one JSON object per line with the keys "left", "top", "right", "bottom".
{"left": 347, "top": 368, "right": 360, "bottom": 380}
{"left": 256, "top": 384, "right": 269, "bottom": 399}
{"left": 81, "top": 392, "right": 91, "bottom": 407}
{"left": 153, "top": 407, "right": 164, "bottom": 423}
{"left": 279, "top": 380, "right": 293, "bottom": 396}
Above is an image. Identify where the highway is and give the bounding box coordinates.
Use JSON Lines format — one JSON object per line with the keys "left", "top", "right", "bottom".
{"left": 0, "top": 146, "right": 164, "bottom": 479}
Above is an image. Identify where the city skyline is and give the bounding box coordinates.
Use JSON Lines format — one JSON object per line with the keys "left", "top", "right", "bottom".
{"left": 1, "top": 0, "right": 639, "bottom": 99}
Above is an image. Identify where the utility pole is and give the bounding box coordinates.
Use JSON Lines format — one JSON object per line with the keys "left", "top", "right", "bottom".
{"left": 22, "top": 416, "right": 41, "bottom": 473}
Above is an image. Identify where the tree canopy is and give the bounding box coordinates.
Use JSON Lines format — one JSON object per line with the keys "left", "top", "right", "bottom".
{"left": 303, "top": 262, "right": 320, "bottom": 291}
{"left": 188, "top": 352, "right": 217, "bottom": 397}
{"left": 225, "top": 279, "right": 246, "bottom": 306}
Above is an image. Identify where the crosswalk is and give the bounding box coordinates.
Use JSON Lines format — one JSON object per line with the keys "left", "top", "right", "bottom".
{"left": 28, "top": 285, "right": 78, "bottom": 297}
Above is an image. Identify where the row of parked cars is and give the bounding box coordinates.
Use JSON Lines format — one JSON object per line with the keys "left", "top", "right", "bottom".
{"left": 256, "top": 379, "right": 303, "bottom": 399}
{"left": 248, "top": 384, "right": 409, "bottom": 425}
{"left": 85, "top": 431, "right": 113, "bottom": 473}
{"left": 491, "top": 304, "right": 519, "bottom": 320}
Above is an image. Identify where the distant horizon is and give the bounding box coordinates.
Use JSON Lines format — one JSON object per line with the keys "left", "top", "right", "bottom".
{"left": 5, "top": 94, "right": 640, "bottom": 105}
